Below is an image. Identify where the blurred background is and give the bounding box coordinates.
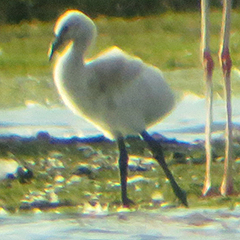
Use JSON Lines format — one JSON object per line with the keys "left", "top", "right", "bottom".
{"left": 0, "top": 0, "right": 239, "bottom": 23}
{"left": 0, "top": 0, "right": 240, "bottom": 109}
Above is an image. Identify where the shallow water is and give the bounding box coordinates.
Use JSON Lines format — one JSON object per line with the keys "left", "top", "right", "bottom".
{"left": 1, "top": 68, "right": 240, "bottom": 142}
{"left": 1, "top": 208, "right": 240, "bottom": 239}
{"left": 1, "top": 93, "right": 240, "bottom": 142}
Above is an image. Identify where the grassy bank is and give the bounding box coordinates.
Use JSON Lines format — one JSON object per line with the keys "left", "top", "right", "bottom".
{"left": 0, "top": 11, "right": 240, "bottom": 108}
{"left": 1, "top": 136, "right": 240, "bottom": 213}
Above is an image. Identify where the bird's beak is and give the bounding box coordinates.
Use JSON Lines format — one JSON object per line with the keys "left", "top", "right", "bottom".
{"left": 48, "top": 37, "right": 63, "bottom": 61}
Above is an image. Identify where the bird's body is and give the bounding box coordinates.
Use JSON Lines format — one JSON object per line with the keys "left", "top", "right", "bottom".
{"left": 52, "top": 11, "right": 174, "bottom": 139}
{"left": 49, "top": 10, "right": 187, "bottom": 207}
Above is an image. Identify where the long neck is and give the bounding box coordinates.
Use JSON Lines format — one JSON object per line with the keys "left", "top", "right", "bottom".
{"left": 60, "top": 38, "right": 91, "bottom": 90}
{"left": 54, "top": 41, "right": 86, "bottom": 111}
{"left": 56, "top": 33, "right": 95, "bottom": 89}
{"left": 55, "top": 41, "right": 84, "bottom": 88}
{"left": 72, "top": 32, "right": 95, "bottom": 63}
{"left": 69, "top": 40, "right": 85, "bottom": 66}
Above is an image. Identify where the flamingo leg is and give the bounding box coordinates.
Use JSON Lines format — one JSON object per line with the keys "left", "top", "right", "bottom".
{"left": 117, "top": 136, "right": 134, "bottom": 207}
{"left": 219, "top": 0, "right": 233, "bottom": 196}
{"left": 201, "top": 0, "right": 214, "bottom": 196}
{"left": 141, "top": 131, "right": 188, "bottom": 207}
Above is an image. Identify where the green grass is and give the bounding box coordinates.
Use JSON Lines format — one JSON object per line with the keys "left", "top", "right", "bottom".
{"left": 0, "top": 11, "right": 240, "bottom": 108}
{"left": 1, "top": 138, "right": 240, "bottom": 213}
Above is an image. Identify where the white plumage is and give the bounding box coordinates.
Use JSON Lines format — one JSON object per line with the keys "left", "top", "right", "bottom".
{"left": 49, "top": 10, "right": 174, "bottom": 139}
{"left": 49, "top": 10, "right": 187, "bottom": 207}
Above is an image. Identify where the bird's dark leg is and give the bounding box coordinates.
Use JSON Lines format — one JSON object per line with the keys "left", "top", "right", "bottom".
{"left": 117, "top": 136, "right": 134, "bottom": 207}
{"left": 141, "top": 130, "right": 188, "bottom": 207}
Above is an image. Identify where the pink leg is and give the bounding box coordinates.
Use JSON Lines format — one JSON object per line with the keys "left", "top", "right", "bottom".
{"left": 202, "top": 51, "right": 214, "bottom": 196}
{"left": 219, "top": 0, "right": 233, "bottom": 196}
{"left": 220, "top": 48, "right": 233, "bottom": 195}
{"left": 201, "top": 0, "right": 214, "bottom": 196}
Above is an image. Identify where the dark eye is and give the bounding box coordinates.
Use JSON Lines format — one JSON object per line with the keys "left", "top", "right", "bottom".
{"left": 62, "top": 25, "right": 69, "bottom": 34}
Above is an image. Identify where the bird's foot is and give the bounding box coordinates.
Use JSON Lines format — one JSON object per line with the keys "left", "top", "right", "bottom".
{"left": 202, "top": 185, "right": 219, "bottom": 197}
{"left": 220, "top": 178, "right": 234, "bottom": 196}
{"left": 122, "top": 197, "right": 135, "bottom": 208}
{"left": 176, "top": 188, "right": 188, "bottom": 207}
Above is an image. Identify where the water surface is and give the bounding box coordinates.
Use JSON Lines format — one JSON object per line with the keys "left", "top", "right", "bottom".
{"left": 1, "top": 93, "right": 240, "bottom": 143}
{"left": 1, "top": 208, "right": 240, "bottom": 239}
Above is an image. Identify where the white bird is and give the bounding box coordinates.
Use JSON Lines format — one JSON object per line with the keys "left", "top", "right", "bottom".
{"left": 48, "top": 10, "right": 187, "bottom": 207}
{"left": 201, "top": 0, "right": 233, "bottom": 196}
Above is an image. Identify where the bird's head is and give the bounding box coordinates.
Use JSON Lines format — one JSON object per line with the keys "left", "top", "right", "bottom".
{"left": 48, "top": 10, "right": 97, "bottom": 61}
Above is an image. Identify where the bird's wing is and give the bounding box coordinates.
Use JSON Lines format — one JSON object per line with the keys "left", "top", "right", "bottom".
{"left": 85, "top": 47, "right": 144, "bottom": 92}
